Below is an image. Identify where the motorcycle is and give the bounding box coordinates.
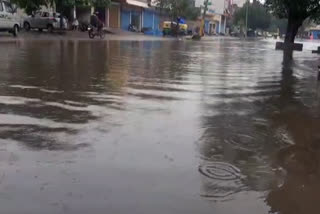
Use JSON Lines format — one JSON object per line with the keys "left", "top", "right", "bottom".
{"left": 88, "top": 25, "right": 105, "bottom": 39}
{"left": 79, "top": 23, "right": 88, "bottom": 32}
{"left": 128, "top": 24, "right": 138, "bottom": 32}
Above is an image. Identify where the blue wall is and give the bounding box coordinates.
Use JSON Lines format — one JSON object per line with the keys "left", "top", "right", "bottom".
{"left": 220, "top": 17, "right": 225, "bottom": 34}
{"left": 121, "top": 9, "right": 130, "bottom": 30}
{"left": 205, "top": 20, "right": 209, "bottom": 34}
{"left": 312, "top": 30, "right": 320, "bottom": 39}
{"left": 143, "top": 10, "right": 153, "bottom": 29}
{"left": 143, "top": 10, "right": 160, "bottom": 30}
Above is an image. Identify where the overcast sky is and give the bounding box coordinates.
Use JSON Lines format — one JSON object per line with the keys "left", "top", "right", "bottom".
{"left": 233, "top": 0, "right": 264, "bottom": 6}
{"left": 233, "top": 0, "right": 246, "bottom": 6}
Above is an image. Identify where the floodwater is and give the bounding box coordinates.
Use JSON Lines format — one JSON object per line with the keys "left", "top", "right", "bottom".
{"left": 1, "top": 38, "right": 320, "bottom": 214}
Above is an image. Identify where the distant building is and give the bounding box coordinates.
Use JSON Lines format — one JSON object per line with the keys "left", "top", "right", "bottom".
{"left": 309, "top": 27, "right": 320, "bottom": 39}
{"left": 195, "top": 0, "right": 232, "bottom": 35}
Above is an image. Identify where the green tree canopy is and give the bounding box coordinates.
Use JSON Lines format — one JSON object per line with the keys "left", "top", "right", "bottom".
{"left": 267, "top": 16, "right": 287, "bottom": 34}
{"left": 265, "top": 0, "right": 320, "bottom": 43}
{"left": 12, "top": 0, "right": 110, "bottom": 14}
{"left": 233, "top": 0, "right": 271, "bottom": 30}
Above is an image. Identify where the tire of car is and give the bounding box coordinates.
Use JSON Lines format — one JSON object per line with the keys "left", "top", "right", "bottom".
{"left": 12, "top": 25, "right": 19, "bottom": 37}
{"left": 38, "top": 28, "right": 43, "bottom": 32}
{"left": 47, "top": 24, "right": 54, "bottom": 33}
{"left": 24, "top": 22, "right": 31, "bottom": 31}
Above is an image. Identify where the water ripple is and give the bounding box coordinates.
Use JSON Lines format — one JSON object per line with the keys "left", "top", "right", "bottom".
{"left": 199, "top": 162, "right": 243, "bottom": 180}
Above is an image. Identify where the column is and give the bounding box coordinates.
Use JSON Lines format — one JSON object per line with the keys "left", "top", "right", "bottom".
{"left": 223, "top": 15, "right": 226, "bottom": 34}
{"left": 106, "top": 7, "right": 109, "bottom": 27}
{"left": 73, "top": 5, "right": 77, "bottom": 20}
{"left": 219, "top": 15, "right": 222, "bottom": 34}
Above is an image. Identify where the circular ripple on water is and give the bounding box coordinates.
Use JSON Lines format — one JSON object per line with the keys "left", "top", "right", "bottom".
{"left": 199, "top": 162, "right": 242, "bottom": 181}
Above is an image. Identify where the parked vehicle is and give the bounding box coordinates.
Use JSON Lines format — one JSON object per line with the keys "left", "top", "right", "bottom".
{"left": 23, "top": 11, "right": 68, "bottom": 32}
{"left": 0, "top": 0, "right": 20, "bottom": 37}
{"left": 79, "top": 22, "right": 89, "bottom": 32}
{"left": 162, "top": 21, "right": 188, "bottom": 36}
{"left": 88, "top": 24, "right": 105, "bottom": 39}
{"left": 128, "top": 24, "right": 138, "bottom": 32}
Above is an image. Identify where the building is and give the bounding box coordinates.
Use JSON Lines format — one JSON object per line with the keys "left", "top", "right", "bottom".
{"left": 195, "top": 0, "right": 232, "bottom": 35}
{"left": 71, "top": 0, "right": 161, "bottom": 33}
{"left": 120, "top": 0, "right": 149, "bottom": 30}
{"left": 309, "top": 27, "right": 320, "bottom": 40}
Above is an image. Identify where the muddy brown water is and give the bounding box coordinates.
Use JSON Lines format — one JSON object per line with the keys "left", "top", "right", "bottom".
{"left": 1, "top": 39, "right": 320, "bottom": 214}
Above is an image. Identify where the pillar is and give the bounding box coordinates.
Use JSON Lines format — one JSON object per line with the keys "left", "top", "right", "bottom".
{"left": 219, "top": 15, "right": 222, "bottom": 34}
{"left": 106, "top": 7, "right": 109, "bottom": 27}
{"left": 73, "top": 5, "right": 77, "bottom": 20}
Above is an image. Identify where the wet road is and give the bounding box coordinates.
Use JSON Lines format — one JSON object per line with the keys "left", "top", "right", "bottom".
{"left": 1, "top": 38, "right": 320, "bottom": 214}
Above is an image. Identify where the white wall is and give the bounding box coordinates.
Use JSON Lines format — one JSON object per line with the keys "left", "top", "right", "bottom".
{"left": 233, "top": 0, "right": 246, "bottom": 7}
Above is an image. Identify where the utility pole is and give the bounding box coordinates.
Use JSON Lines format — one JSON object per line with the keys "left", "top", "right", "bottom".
{"left": 245, "top": 0, "right": 249, "bottom": 38}
{"left": 200, "top": 0, "right": 209, "bottom": 37}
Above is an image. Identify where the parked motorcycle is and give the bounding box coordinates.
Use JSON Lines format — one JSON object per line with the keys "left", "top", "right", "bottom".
{"left": 88, "top": 25, "right": 105, "bottom": 39}
{"left": 79, "top": 23, "right": 88, "bottom": 32}
{"left": 128, "top": 24, "right": 138, "bottom": 32}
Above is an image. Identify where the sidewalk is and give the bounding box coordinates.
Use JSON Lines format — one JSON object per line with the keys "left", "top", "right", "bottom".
{"left": 0, "top": 29, "right": 236, "bottom": 42}
{"left": 0, "top": 29, "right": 176, "bottom": 42}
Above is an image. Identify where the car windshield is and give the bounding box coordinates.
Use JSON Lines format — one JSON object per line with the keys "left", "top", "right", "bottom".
{"left": 42, "top": 12, "right": 49, "bottom": 17}
{"left": 3, "top": 1, "right": 13, "bottom": 13}
{"left": 34, "top": 11, "right": 41, "bottom": 17}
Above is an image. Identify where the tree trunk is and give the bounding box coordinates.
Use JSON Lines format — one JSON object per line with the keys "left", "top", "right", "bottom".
{"left": 284, "top": 16, "right": 303, "bottom": 44}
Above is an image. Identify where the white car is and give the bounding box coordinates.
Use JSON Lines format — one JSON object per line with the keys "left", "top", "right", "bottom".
{"left": 0, "top": 0, "right": 20, "bottom": 37}
{"left": 23, "top": 11, "right": 68, "bottom": 32}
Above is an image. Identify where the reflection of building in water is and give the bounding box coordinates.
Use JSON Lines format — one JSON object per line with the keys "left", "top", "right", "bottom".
{"left": 0, "top": 41, "right": 131, "bottom": 151}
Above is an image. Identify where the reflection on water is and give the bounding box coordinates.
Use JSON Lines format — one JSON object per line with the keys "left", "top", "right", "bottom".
{"left": 0, "top": 39, "right": 320, "bottom": 214}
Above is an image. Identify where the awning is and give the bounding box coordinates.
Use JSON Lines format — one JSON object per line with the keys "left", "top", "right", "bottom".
{"left": 126, "top": 0, "right": 149, "bottom": 8}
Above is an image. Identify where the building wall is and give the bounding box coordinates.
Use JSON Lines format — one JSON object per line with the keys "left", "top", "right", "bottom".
{"left": 142, "top": 9, "right": 160, "bottom": 30}
{"left": 311, "top": 30, "right": 320, "bottom": 39}
{"left": 77, "top": 7, "right": 91, "bottom": 24}
{"left": 121, "top": 8, "right": 131, "bottom": 30}
{"left": 143, "top": 10, "right": 154, "bottom": 29}
{"left": 121, "top": 4, "right": 143, "bottom": 30}
{"left": 109, "top": 4, "right": 121, "bottom": 28}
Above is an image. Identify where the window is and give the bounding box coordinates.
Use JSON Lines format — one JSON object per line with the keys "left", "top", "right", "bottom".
{"left": 42, "top": 12, "right": 49, "bottom": 17}
{"left": 3, "top": 2, "right": 13, "bottom": 13}
{"left": 0, "top": 2, "right": 3, "bottom": 12}
{"left": 34, "top": 12, "right": 41, "bottom": 17}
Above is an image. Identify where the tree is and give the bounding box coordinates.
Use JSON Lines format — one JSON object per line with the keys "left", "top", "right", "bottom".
{"left": 12, "top": 0, "right": 110, "bottom": 15}
{"left": 11, "top": 0, "right": 48, "bottom": 14}
{"left": 268, "top": 16, "right": 287, "bottom": 35}
{"left": 265, "top": 0, "right": 320, "bottom": 44}
{"left": 233, "top": 0, "right": 271, "bottom": 31}
{"left": 155, "top": 0, "right": 200, "bottom": 20}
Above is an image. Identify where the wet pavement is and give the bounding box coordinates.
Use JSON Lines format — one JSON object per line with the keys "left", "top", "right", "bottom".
{"left": 1, "top": 38, "right": 320, "bottom": 214}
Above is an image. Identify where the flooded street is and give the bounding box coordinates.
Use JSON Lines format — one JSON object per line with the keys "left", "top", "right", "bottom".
{"left": 1, "top": 38, "right": 320, "bottom": 214}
